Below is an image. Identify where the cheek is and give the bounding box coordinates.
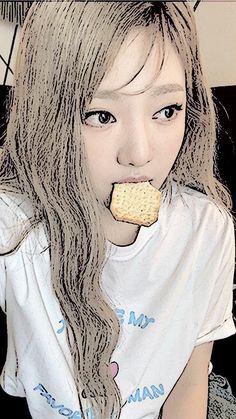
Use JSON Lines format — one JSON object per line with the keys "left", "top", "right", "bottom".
{"left": 158, "top": 125, "right": 185, "bottom": 165}
{"left": 84, "top": 139, "right": 100, "bottom": 170}
{"left": 153, "top": 130, "right": 184, "bottom": 188}
{"left": 84, "top": 139, "right": 113, "bottom": 183}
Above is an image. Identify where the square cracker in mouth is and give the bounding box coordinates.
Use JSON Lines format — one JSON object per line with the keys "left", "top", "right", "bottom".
{"left": 109, "top": 181, "right": 162, "bottom": 227}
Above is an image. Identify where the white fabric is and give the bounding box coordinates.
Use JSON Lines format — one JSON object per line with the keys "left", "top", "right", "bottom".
{"left": 0, "top": 182, "right": 235, "bottom": 419}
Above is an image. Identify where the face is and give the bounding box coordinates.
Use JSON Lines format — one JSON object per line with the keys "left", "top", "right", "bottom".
{"left": 81, "top": 29, "right": 186, "bottom": 236}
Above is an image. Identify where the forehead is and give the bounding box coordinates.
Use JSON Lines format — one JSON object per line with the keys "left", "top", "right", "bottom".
{"left": 96, "top": 29, "right": 185, "bottom": 97}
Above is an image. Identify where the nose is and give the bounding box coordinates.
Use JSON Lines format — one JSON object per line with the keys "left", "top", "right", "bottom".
{"left": 117, "top": 120, "right": 153, "bottom": 167}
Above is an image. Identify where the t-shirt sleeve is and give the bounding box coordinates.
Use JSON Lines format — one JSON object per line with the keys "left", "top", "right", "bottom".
{"left": 195, "top": 209, "right": 236, "bottom": 346}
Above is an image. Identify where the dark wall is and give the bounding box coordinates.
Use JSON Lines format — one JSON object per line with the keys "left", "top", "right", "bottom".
{"left": 209, "top": 86, "right": 236, "bottom": 400}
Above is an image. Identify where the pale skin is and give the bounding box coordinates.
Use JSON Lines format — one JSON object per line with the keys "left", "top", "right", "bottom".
{"left": 81, "top": 28, "right": 214, "bottom": 418}
{"left": 162, "top": 341, "right": 214, "bottom": 419}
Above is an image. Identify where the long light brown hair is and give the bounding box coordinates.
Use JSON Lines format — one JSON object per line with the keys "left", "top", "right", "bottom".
{"left": 0, "top": 1, "right": 233, "bottom": 418}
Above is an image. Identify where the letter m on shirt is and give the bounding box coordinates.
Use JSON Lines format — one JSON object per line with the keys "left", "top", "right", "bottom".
{"left": 128, "top": 388, "right": 142, "bottom": 403}
{"left": 128, "top": 311, "right": 144, "bottom": 327}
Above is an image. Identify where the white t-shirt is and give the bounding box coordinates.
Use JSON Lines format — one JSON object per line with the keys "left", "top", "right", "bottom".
{"left": 0, "top": 183, "right": 235, "bottom": 419}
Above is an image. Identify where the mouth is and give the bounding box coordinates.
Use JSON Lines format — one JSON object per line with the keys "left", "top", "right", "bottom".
{"left": 116, "top": 176, "right": 152, "bottom": 184}
{"left": 104, "top": 178, "right": 154, "bottom": 209}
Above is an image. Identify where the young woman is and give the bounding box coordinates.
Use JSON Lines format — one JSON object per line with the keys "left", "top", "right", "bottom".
{"left": 0, "top": 2, "right": 235, "bottom": 418}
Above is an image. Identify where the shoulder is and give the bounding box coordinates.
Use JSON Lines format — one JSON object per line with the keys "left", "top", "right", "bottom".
{"left": 161, "top": 183, "right": 235, "bottom": 261}
{"left": 0, "top": 187, "right": 34, "bottom": 253}
{"left": 0, "top": 187, "right": 33, "bottom": 217}
{"left": 171, "top": 183, "right": 234, "bottom": 238}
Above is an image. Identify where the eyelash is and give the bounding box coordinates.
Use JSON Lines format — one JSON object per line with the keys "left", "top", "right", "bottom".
{"left": 83, "top": 104, "right": 184, "bottom": 128}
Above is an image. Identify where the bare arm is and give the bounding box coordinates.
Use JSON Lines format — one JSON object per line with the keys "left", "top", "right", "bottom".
{"left": 161, "top": 341, "right": 214, "bottom": 419}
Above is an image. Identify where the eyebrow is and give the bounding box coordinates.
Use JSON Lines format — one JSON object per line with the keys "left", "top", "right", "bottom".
{"left": 94, "top": 83, "right": 185, "bottom": 100}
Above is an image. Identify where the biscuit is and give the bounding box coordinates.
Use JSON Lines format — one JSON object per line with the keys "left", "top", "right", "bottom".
{"left": 109, "top": 181, "right": 161, "bottom": 227}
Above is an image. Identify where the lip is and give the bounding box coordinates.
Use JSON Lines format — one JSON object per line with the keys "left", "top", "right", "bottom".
{"left": 116, "top": 176, "right": 151, "bottom": 184}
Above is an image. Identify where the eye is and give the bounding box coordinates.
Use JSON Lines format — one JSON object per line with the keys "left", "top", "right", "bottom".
{"left": 83, "top": 111, "right": 116, "bottom": 128}
{"left": 82, "top": 104, "right": 184, "bottom": 128}
{"left": 153, "top": 104, "right": 183, "bottom": 122}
